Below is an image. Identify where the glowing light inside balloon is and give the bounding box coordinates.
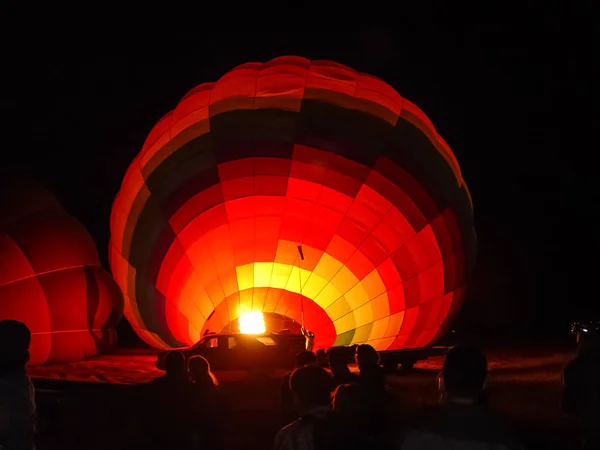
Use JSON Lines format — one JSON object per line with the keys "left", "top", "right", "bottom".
{"left": 238, "top": 311, "right": 266, "bottom": 334}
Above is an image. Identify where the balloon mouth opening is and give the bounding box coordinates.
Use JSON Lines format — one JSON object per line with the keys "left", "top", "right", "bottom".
{"left": 222, "top": 312, "right": 303, "bottom": 335}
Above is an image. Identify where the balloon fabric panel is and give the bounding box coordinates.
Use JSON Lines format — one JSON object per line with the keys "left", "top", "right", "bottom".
{"left": 110, "top": 56, "right": 475, "bottom": 350}
{"left": 0, "top": 178, "right": 124, "bottom": 365}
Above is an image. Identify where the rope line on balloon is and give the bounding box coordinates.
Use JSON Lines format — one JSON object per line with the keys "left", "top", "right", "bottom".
{"left": 274, "top": 166, "right": 330, "bottom": 315}
{"left": 275, "top": 168, "right": 392, "bottom": 312}
{"left": 297, "top": 243, "right": 314, "bottom": 352}
{"left": 297, "top": 244, "right": 305, "bottom": 330}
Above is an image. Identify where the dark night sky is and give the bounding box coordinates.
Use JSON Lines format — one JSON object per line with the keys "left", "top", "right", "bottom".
{"left": 1, "top": 5, "right": 595, "bottom": 338}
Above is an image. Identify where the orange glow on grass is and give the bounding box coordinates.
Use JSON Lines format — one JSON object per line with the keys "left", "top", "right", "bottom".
{"left": 238, "top": 311, "right": 266, "bottom": 334}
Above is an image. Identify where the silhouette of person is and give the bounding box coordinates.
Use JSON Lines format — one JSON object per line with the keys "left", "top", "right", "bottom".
{"left": 142, "top": 351, "right": 193, "bottom": 450}
{"left": 354, "top": 344, "right": 387, "bottom": 432}
{"left": 149, "top": 349, "right": 189, "bottom": 388}
{"left": 274, "top": 365, "right": 334, "bottom": 450}
{"left": 315, "top": 383, "right": 384, "bottom": 450}
{"left": 355, "top": 344, "right": 386, "bottom": 390}
{"left": 0, "top": 320, "right": 36, "bottom": 450}
{"left": 188, "top": 355, "right": 219, "bottom": 389}
{"left": 562, "top": 331, "right": 600, "bottom": 450}
{"left": 187, "top": 356, "right": 224, "bottom": 450}
{"left": 281, "top": 351, "right": 317, "bottom": 423}
{"left": 327, "top": 347, "right": 358, "bottom": 386}
{"left": 301, "top": 327, "right": 315, "bottom": 352}
{"left": 315, "top": 349, "right": 327, "bottom": 367}
{"left": 399, "top": 344, "right": 523, "bottom": 450}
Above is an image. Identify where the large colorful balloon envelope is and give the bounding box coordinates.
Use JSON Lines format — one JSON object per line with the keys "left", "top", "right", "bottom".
{"left": 110, "top": 56, "right": 476, "bottom": 351}
{"left": 0, "top": 176, "right": 124, "bottom": 365}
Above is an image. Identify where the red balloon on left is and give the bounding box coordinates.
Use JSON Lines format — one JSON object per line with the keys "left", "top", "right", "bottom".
{"left": 0, "top": 176, "right": 124, "bottom": 365}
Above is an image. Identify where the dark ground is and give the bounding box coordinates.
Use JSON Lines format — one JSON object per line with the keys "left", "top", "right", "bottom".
{"left": 30, "top": 344, "right": 580, "bottom": 449}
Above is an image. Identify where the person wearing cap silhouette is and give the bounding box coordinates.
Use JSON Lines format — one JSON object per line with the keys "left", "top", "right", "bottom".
{"left": 0, "top": 320, "right": 36, "bottom": 450}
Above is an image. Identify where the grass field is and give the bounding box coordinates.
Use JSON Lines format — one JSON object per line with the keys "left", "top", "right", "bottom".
{"left": 31, "top": 345, "right": 581, "bottom": 449}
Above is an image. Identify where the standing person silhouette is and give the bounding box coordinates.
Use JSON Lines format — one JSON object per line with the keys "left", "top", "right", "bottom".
{"left": 0, "top": 320, "right": 36, "bottom": 450}
{"left": 315, "top": 383, "right": 385, "bottom": 450}
{"left": 301, "top": 327, "right": 315, "bottom": 352}
{"left": 274, "top": 365, "right": 334, "bottom": 450}
{"left": 187, "top": 356, "right": 224, "bottom": 450}
{"left": 141, "top": 351, "right": 193, "bottom": 450}
{"left": 400, "top": 345, "right": 523, "bottom": 450}
{"left": 355, "top": 344, "right": 387, "bottom": 436}
{"left": 281, "top": 351, "right": 317, "bottom": 422}
{"left": 562, "top": 330, "right": 600, "bottom": 450}
{"left": 327, "top": 347, "right": 358, "bottom": 387}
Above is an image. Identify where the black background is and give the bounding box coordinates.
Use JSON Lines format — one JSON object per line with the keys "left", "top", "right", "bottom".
{"left": 1, "top": 4, "right": 595, "bottom": 340}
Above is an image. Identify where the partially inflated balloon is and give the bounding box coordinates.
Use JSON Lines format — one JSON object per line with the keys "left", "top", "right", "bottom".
{"left": 0, "top": 176, "right": 124, "bottom": 365}
{"left": 110, "top": 56, "right": 476, "bottom": 351}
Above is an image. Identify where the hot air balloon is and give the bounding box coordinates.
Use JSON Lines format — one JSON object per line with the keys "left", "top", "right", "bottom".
{"left": 110, "top": 56, "right": 475, "bottom": 352}
{"left": 0, "top": 176, "right": 124, "bottom": 365}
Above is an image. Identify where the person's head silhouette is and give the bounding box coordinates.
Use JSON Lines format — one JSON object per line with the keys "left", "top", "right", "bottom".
{"left": 355, "top": 344, "right": 379, "bottom": 368}
{"left": 188, "top": 355, "right": 218, "bottom": 386}
{"left": 439, "top": 344, "right": 488, "bottom": 404}
{"left": 332, "top": 383, "right": 365, "bottom": 418}
{"left": 290, "top": 364, "right": 333, "bottom": 414}
{"left": 295, "top": 350, "right": 316, "bottom": 368}
{"left": 327, "top": 347, "right": 350, "bottom": 374}
{"left": 163, "top": 350, "right": 186, "bottom": 378}
{"left": 0, "top": 320, "right": 31, "bottom": 372}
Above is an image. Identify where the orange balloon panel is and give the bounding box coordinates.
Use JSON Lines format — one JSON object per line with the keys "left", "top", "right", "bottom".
{"left": 110, "top": 56, "right": 475, "bottom": 350}
{"left": 0, "top": 178, "right": 124, "bottom": 365}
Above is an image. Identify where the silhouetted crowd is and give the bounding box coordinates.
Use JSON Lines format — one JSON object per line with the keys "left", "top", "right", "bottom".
{"left": 1, "top": 318, "right": 600, "bottom": 450}
{"left": 277, "top": 343, "right": 528, "bottom": 450}
{"left": 277, "top": 345, "right": 390, "bottom": 450}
